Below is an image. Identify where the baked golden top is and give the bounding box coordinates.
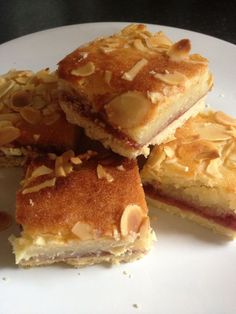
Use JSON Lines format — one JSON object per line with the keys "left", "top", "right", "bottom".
{"left": 142, "top": 110, "right": 236, "bottom": 192}
{"left": 58, "top": 24, "right": 211, "bottom": 130}
{"left": 0, "top": 69, "right": 79, "bottom": 153}
{"left": 16, "top": 150, "right": 148, "bottom": 238}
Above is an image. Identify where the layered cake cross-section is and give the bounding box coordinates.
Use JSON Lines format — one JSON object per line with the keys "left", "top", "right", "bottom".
{"left": 58, "top": 24, "right": 213, "bottom": 158}
{"left": 141, "top": 110, "right": 236, "bottom": 237}
{"left": 0, "top": 69, "right": 80, "bottom": 167}
{"left": 10, "top": 150, "right": 155, "bottom": 267}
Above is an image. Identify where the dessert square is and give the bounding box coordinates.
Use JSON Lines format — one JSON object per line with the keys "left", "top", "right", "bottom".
{"left": 10, "top": 150, "right": 154, "bottom": 267}
{"left": 141, "top": 110, "right": 236, "bottom": 237}
{"left": 58, "top": 24, "right": 213, "bottom": 158}
{"left": 0, "top": 69, "right": 80, "bottom": 167}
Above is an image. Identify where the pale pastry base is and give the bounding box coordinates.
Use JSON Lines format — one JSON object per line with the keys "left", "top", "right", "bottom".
{"left": 146, "top": 196, "right": 236, "bottom": 239}
{"left": 18, "top": 250, "right": 147, "bottom": 268}
{"left": 60, "top": 97, "right": 206, "bottom": 159}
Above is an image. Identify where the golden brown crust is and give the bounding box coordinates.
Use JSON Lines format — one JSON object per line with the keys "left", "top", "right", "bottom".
{"left": 57, "top": 24, "right": 212, "bottom": 156}
{"left": 16, "top": 151, "right": 148, "bottom": 236}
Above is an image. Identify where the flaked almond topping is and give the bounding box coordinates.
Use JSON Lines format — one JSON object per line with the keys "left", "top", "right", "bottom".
{"left": 188, "top": 54, "right": 208, "bottom": 65}
{"left": 147, "top": 91, "right": 162, "bottom": 103}
{"left": 97, "top": 164, "right": 114, "bottom": 182}
{"left": 0, "top": 80, "right": 14, "bottom": 98}
{"left": 138, "top": 217, "right": 151, "bottom": 238}
{"left": 122, "top": 58, "right": 148, "bottom": 81}
{"left": 32, "top": 95, "right": 47, "bottom": 109}
{"left": 70, "top": 156, "right": 82, "bottom": 165}
{"left": 120, "top": 204, "right": 144, "bottom": 237}
{"left": 0, "top": 126, "right": 20, "bottom": 146}
{"left": 170, "top": 161, "right": 189, "bottom": 172}
{"left": 20, "top": 107, "right": 42, "bottom": 124}
{"left": 206, "top": 158, "right": 222, "bottom": 178}
{"left": 148, "top": 147, "right": 166, "bottom": 170}
{"left": 0, "top": 147, "right": 22, "bottom": 156}
{"left": 0, "top": 77, "right": 6, "bottom": 85}
{"left": 55, "top": 156, "right": 66, "bottom": 177}
{"left": 22, "top": 177, "right": 56, "bottom": 194}
{"left": 195, "top": 123, "right": 232, "bottom": 141}
{"left": 71, "top": 62, "right": 95, "bottom": 77}
{"left": 36, "top": 70, "right": 58, "bottom": 83}
{"left": 222, "top": 140, "right": 235, "bottom": 161}
{"left": 105, "top": 91, "right": 151, "bottom": 129}
{"left": 71, "top": 222, "right": 94, "bottom": 240}
{"left": 43, "top": 112, "right": 60, "bottom": 125}
{"left": 133, "top": 39, "right": 147, "bottom": 52}
{"left": 31, "top": 165, "right": 53, "bottom": 178}
{"left": 167, "top": 39, "right": 191, "bottom": 61}
{"left": 153, "top": 31, "right": 172, "bottom": 46}
{"left": 33, "top": 134, "right": 40, "bottom": 142}
{"left": 215, "top": 111, "right": 236, "bottom": 127}
{"left": 154, "top": 71, "right": 187, "bottom": 85}
{"left": 116, "top": 165, "right": 125, "bottom": 171}
{"left": 80, "top": 52, "right": 88, "bottom": 59}
{"left": 177, "top": 140, "right": 220, "bottom": 161}
{"left": 10, "top": 90, "right": 32, "bottom": 111}
{"left": 48, "top": 153, "right": 57, "bottom": 160}
{"left": 0, "top": 113, "right": 21, "bottom": 123}
{"left": 100, "top": 47, "right": 115, "bottom": 54}
{"left": 0, "top": 120, "right": 12, "bottom": 128}
{"left": 163, "top": 146, "right": 175, "bottom": 158}
{"left": 104, "top": 70, "right": 112, "bottom": 86}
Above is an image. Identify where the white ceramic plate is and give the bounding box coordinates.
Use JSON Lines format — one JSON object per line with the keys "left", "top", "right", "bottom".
{"left": 0, "top": 23, "right": 236, "bottom": 314}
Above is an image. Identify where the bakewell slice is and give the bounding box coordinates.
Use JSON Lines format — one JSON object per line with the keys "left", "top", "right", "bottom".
{"left": 141, "top": 110, "right": 236, "bottom": 238}
{"left": 10, "top": 150, "right": 155, "bottom": 267}
{"left": 0, "top": 69, "right": 80, "bottom": 167}
{"left": 58, "top": 23, "right": 213, "bottom": 158}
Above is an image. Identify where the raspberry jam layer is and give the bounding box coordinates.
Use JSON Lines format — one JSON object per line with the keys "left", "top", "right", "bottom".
{"left": 144, "top": 184, "right": 236, "bottom": 231}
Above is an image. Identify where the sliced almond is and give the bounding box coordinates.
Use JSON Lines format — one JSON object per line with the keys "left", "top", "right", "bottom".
{"left": 177, "top": 140, "right": 220, "bottom": 161}
{"left": 170, "top": 161, "right": 189, "bottom": 172}
{"left": 154, "top": 71, "right": 187, "bottom": 85}
{"left": 104, "top": 70, "right": 112, "bottom": 86}
{"left": 71, "top": 222, "right": 94, "bottom": 240}
{"left": 0, "top": 126, "right": 20, "bottom": 146}
{"left": 105, "top": 91, "right": 151, "bottom": 129}
{"left": 215, "top": 111, "right": 236, "bottom": 127}
{"left": 43, "top": 112, "right": 60, "bottom": 125}
{"left": 22, "top": 177, "right": 56, "bottom": 194}
{"left": 147, "top": 91, "right": 163, "bottom": 103}
{"left": 120, "top": 204, "right": 144, "bottom": 237}
{"left": 20, "top": 107, "right": 42, "bottom": 124}
{"left": 48, "top": 153, "right": 57, "bottom": 160}
{"left": 31, "top": 165, "right": 53, "bottom": 178}
{"left": 71, "top": 62, "right": 95, "bottom": 77}
{"left": 152, "top": 31, "right": 172, "bottom": 46}
{"left": 0, "top": 80, "right": 15, "bottom": 98}
{"left": 167, "top": 39, "right": 191, "bottom": 61}
{"left": 148, "top": 147, "right": 166, "bottom": 170}
{"left": 55, "top": 156, "right": 66, "bottom": 177}
{"left": 32, "top": 95, "right": 47, "bottom": 110}
{"left": 188, "top": 54, "right": 208, "bottom": 65}
{"left": 163, "top": 146, "right": 175, "bottom": 158}
{"left": 116, "top": 165, "right": 125, "bottom": 171}
{"left": 0, "top": 113, "right": 21, "bottom": 123}
{"left": 206, "top": 158, "right": 222, "bottom": 178}
{"left": 0, "top": 120, "right": 12, "bottom": 128}
{"left": 195, "top": 123, "right": 232, "bottom": 141}
{"left": 97, "top": 164, "right": 114, "bottom": 183}
{"left": 70, "top": 156, "right": 82, "bottom": 165}
{"left": 122, "top": 58, "right": 148, "bottom": 81}
{"left": 10, "top": 90, "right": 32, "bottom": 111}
{"left": 133, "top": 39, "right": 147, "bottom": 52}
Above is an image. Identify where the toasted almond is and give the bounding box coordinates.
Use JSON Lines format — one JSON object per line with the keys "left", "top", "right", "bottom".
{"left": 0, "top": 147, "right": 22, "bottom": 156}
{"left": 170, "top": 161, "right": 189, "bottom": 172}
{"left": 0, "top": 78, "right": 6, "bottom": 85}
{"left": 167, "top": 39, "right": 191, "bottom": 61}
{"left": 195, "top": 123, "right": 232, "bottom": 141}
{"left": 20, "top": 107, "right": 42, "bottom": 124}
{"left": 206, "top": 158, "right": 222, "bottom": 178}
{"left": 32, "top": 95, "right": 47, "bottom": 109}
{"left": 0, "top": 113, "right": 21, "bottom": 123}
{"left": 105, "top": 91, "right": 151, "bottom": 129}
{"left": 133, "top": 39, "right": 147, "bottom": 52}
{"left": 0, "top": 80, "right": 15, "bottom": 98}
{"left": 70, "top": 156, "right": 82, "bottom": 165}
{"left": 48, "top": 153, "right": 57, "bottom": 160}
{"left": 153, "top": 31, "right": 172, "bottom": 46}
{"left": 10, "top": 90, "right": 32, "bottom": 111}
{"left": 36, "top": 70, "right": 58, "bottom": 83}
{"left": 0, "top": 126, "right": 20, "bottom": 146}
{"left": 71, "top": 62, "right": 95, "bottom": 77}
{"left": 100, "top": 47, "right": 115, "bottom": 54}
{"left": 120, "top": 204, "right": 144, "bottom": 237}
{"left": 31, "top": 165, "right": 53, "bottom": 178}
{"left": 139, "top": 217, "right": 151, "bottom": 238}
{"left": 0, "top": 120, "right": 13, "bottom": 128}
{"left": 122, "top": 58, "right": 148, "bottom": 81}
{"left": 104, "top": 70, "right": 112, "bottom": 86}
{"left": 188, "top": 54, "right": 208, "bottom": 65}
{"left": 154, "top": 71, "right": 187, "bottom": 85}
{"left": 55, "top": 156, "right": 66, "bottom": 177}
{"left": 215, "top": 111, "right": 236, "bottom": 127}
{"left": 147, "top": 91, "right": 162, "bottom": 103}
{"left": 22, "top": 177, "right": 56, "bottom": 194}
{"left": 43, "top": 112, "right": 60, "bottom": 125}
{"left": 177, "top": 140, "right": 220, "bottom": 161}
{"left": 116, "top": 165, "right": 125, "bottom": 171}
{"left": 163, "top": 146, "right": 175, "bottom": 158}
{"left": 97, "top": 164, "right": 114, "bottom": 182}
{"left": 71, "top": 222, "right": 94, "bottom": 240}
